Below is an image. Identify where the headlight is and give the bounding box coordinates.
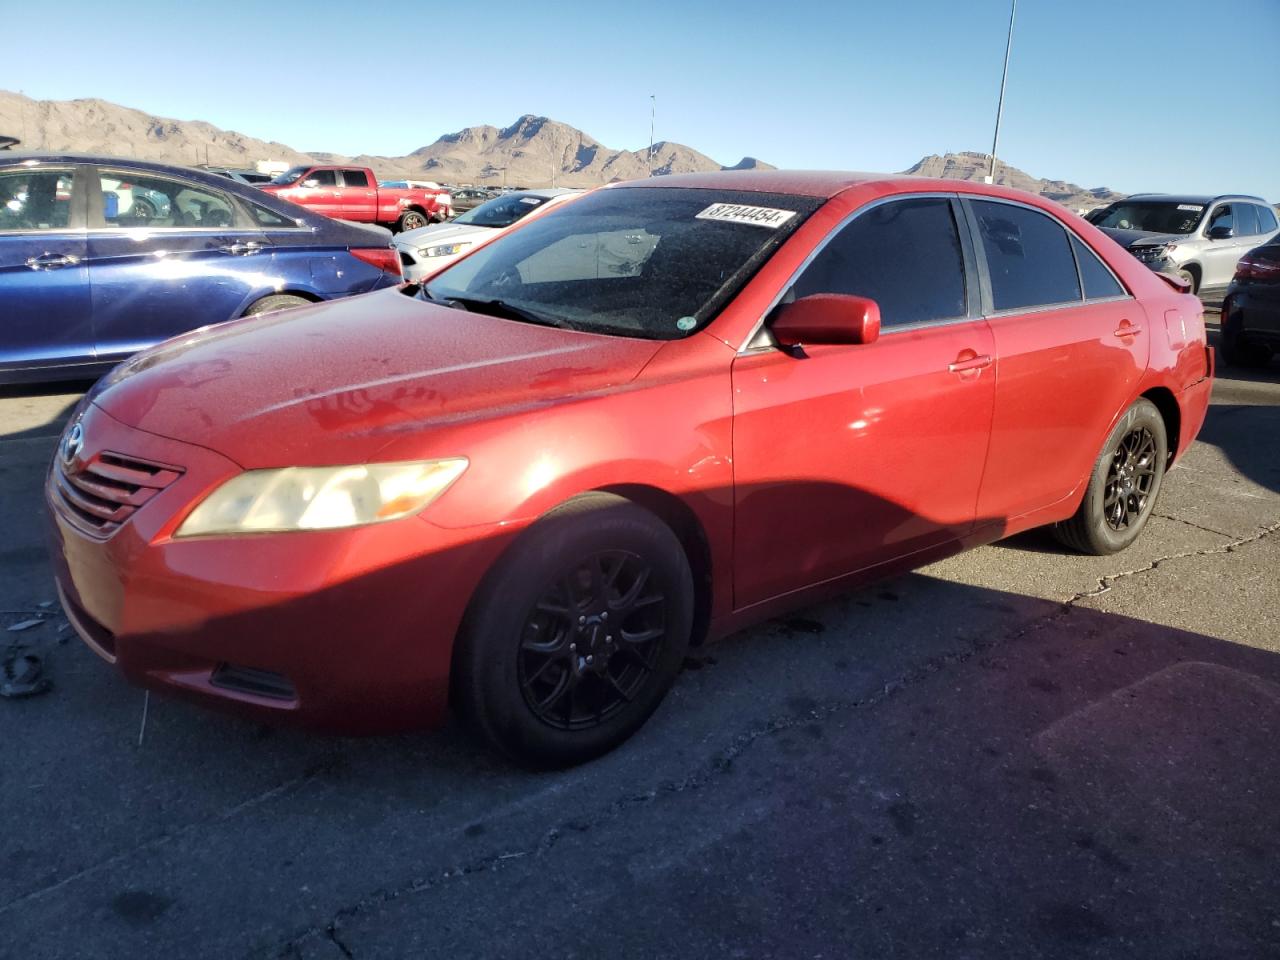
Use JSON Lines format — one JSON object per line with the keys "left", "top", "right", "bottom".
{"left": 420, "top": 241, "right": 471, "bottom": 258}
{"left": 175, "top": 459, "right": 468, "bottom": 537}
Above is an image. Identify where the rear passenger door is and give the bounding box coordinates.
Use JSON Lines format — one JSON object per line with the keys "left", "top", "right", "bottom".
{"left": 965, "top": 198, "right": 1147, "bottom": 525}
{"left": 87, "top": 167, "right": 270, "bottom": 361}
{"left": 337, "top": 168, "right": 377, "bottom": 221}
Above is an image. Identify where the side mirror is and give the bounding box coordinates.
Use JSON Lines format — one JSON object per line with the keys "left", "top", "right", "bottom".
{"left": 771, "top": 293, "right": 881, "bottom": 348}
{"left": 1207, "top": 224, "right": 1234, "bottom": 240}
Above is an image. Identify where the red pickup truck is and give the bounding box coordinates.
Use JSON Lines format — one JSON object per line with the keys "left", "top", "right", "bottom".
{"left": 261, "top": 165, "right": 451, "bottom": 232}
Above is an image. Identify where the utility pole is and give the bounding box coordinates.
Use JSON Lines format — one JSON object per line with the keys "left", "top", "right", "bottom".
{"left": 986, "top": 0, "right": 1016, "bottom": 185}
{"left": 647, "top": 95, "right": 656, "bottom": 177}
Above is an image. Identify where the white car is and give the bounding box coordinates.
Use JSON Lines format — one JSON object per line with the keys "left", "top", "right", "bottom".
{"left": 394, "top": 188, "right": 580, "bottom": 280}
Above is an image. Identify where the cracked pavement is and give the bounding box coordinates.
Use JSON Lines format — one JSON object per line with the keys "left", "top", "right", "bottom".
{"left": 2, "top": 337, "right": 1278, "bottom": 960}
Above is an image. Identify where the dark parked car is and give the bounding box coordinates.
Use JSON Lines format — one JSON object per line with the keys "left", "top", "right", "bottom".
{"left": 1220, "top": 239, "right": 1280, "bottom": 368}
{"left": 0, "top": 154, "right": 403, "bottom": 383}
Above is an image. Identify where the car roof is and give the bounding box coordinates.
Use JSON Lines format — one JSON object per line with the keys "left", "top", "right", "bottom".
{"left": 1120, "top": 193, "right": 1268, "bottom": 205}
{"left": 0, "top": 151, "right": 238, "bottom": 178}
{"left": 607, "top": 169, "right": 1081, "bottom": 207}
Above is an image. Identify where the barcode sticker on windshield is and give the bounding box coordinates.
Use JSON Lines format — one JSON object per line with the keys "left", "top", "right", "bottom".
{"left": 696, "top": 203, "right": 797, "bottom": 228}
{"left": 519, "top": 197, "right": 541, "bottom": 204}
{"left": 1177, "top": 204, "right": 1204, "bottom": 211}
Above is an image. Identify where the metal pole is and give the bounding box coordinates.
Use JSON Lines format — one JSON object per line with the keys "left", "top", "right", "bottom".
{"left": 648, "top": 95, "right": 655, "bottom": 177}
{"left": 987, "top": 0, "right": 1016, "bottom": 184}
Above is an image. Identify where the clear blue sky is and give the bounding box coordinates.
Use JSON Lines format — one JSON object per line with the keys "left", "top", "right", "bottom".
{"left": 6, "top": 0, "right": 1279, "bottom": 198}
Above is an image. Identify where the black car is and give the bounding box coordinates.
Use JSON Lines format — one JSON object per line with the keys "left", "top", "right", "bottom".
{"left": 448, "top": 187, "right": 497, "bottom": 215}
{"left": 1221, "top": 238, "right": 1280, "bottom": 368}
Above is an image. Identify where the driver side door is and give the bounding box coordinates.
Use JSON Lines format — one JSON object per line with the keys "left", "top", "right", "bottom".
{"left": 86, "top": 167, "right": 270, "bottom": 362}
{"left": 730, "top": 195, "right": 995, "bottom": 607}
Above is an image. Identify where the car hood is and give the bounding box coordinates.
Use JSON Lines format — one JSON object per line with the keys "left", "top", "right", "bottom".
{"left": 394, "top": 221, "right": 496, "bottom": 248}
{"left": 91, "top": 288, "right": 663, "bottom": 468}
{"left": 1100, "top": 227, "right": 1186, "bottom": 249}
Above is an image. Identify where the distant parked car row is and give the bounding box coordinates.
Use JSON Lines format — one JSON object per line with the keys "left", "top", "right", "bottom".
{"left": 0, "top": 153, "right": 402, "bottom": 383}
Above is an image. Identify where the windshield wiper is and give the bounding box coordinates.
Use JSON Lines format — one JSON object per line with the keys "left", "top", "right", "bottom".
{"left": 440, "top": 296, "right": 578, "bottom": 331}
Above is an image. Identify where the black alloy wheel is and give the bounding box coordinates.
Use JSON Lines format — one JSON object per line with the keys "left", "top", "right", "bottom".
{"left": 452, "top": 493, "right": 693, "bottom": 768}
{"left": 1102, "top": 426, "right": 1157, "bottom": 531}
{"left": 1053, "top": 397, "right": 1168, "bottom": 555}
{"left": 517, "top": 550, "right": 666, "bottom": 730}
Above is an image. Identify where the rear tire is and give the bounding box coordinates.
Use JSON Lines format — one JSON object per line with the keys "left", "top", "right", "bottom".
{"left": 396, "top": 210, "right": 428, "bottom": 233}
{"left": 452, "top": 493, "right": 693, "bottom": 768}
{"left": 243, "top": 294, "right": 309, "bottom": 317}
{"left": 1053, "top": 398, "right": 1168, "bottom": 555}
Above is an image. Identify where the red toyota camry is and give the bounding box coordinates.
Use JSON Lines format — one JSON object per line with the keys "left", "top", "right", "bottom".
{"left": 47, "top": 171, "right": 1212, "bottom": 766}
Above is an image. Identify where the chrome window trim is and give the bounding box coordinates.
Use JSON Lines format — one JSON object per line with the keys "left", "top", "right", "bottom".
{"left": 737, "top": 191, "right": 964, "bottom": 354}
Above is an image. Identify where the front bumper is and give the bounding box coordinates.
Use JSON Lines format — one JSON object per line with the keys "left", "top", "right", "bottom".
{"left": 46, "top": 403, "right": 512, "bottom": 733}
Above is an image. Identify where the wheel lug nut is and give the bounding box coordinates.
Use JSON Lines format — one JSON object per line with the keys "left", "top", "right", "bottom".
{"left": 569, "top": 642, "right": 576, "bottom": 651}
{"left": 586, "top": 655, "right": 594, "bottom": 664}
{"left": 578, "top": 615, "right": 586, "bottom": 624}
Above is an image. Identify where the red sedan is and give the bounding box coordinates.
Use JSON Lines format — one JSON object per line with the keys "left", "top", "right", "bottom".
{"left": 47, "top": 171, "right": 1212, "bottom": 766}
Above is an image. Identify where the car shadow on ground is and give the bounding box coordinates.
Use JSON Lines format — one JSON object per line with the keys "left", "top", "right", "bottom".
{"left": 0, "top": 379, "right": 94, "bottom": 443}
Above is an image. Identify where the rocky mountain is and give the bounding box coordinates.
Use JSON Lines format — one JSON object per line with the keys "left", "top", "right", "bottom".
{"left": 903, "top": 151, "right": 1124, "bottom": 212}
{"left": 0, "top": 92, "right": 771, "bottom": 186}
{"left": 1, "top": 92, "right": 1122, "bottom": 207}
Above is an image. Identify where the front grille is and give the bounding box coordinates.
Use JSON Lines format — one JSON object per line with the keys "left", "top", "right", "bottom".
{"left": 1130, "top": 246, "right": 1168, "bottom": 264}
{"left": 210, "top": 663, "right": 298, "bottom": 701}
{"left": 53, "top": 451, "right": 183, "bottom": 538}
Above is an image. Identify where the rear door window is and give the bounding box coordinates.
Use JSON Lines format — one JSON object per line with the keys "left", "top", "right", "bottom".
{"left": 341, "top": 169, "right": 370, "bottom": 188}
{"left": 1071, "top": 235, "right": 1125, "bottom": 300}
{"left": 970, "top": 200, "right": 1081, "bottom": 311}
{"left": 96, "top": 171, "right": 240, "bottom": 229}
{"left": 790, "top": 197, "right": 968, "bottom": 328}
{"left": 1234, "top": 204, "right": 1260, "bottom": 237}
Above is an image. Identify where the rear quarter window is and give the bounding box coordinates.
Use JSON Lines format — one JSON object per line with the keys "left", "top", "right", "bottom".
{"left": 1071, "top": 235, "right": 1125, "bottom": 300}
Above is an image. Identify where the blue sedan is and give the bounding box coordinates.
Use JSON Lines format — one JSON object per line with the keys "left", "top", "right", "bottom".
{"left": 0, "top": 154, "right": 403, "bottom": 383}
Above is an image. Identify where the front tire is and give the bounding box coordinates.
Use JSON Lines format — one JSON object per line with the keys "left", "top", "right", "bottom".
{"left": 452, "top": 494, "right": 694, "bottom": 768}
{"left": 1054, "top": 398, "right": 1168, "bottom": 555}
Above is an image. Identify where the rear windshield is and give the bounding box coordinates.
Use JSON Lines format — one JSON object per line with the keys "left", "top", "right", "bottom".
{"left": 423, "top": 186, "right": 822, "bottom": 340}
{"left": 1092, "top": 201, "right": 1205, "bottom": 235}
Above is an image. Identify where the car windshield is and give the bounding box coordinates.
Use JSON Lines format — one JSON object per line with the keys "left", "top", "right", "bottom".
{"left": 269, "top": 166, "right": 309, "bottom": 186}
{"left": 422, "top": 186, "right": 822, "bottom": 340}
{"left": 1093, "top": 201, "right": 1205, "bottom": 235}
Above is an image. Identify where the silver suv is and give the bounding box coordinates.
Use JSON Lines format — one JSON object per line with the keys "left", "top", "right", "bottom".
{"left": 1086, "top": 194, "right": 1280, "bottom": 295}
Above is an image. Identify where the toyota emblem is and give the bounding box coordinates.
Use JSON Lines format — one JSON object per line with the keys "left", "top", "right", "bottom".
{"left": 60, "top": 422, "right": 84, "bottom": 466}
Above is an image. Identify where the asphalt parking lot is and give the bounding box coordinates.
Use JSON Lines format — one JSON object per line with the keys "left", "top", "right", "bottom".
{"left": 1, "top": 318, "right": 1278, "bottom": 960}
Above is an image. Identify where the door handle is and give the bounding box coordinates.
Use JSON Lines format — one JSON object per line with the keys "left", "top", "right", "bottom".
{"left": 25, "top": 253, "right": 79, "bottom": 270}
{"left": 218, "top": 241, "right": 265, "bottom": 256}
{"left": 1113, "top": 321, "right": 1142, "bottom": 339}
{"left": 948, "top": 354, "right": 993, "bottom": 373}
